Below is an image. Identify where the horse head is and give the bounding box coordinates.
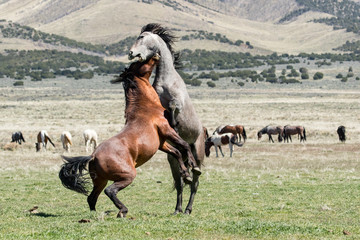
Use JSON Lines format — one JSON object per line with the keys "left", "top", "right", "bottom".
{"left": 204, "top": 138, "right": 213, "bottom": 157}
{"left": 129, "top": 23, "right": 180, "bottom": 67}
{"left": 257, "top": 131, "right": 262, "bottom": 140}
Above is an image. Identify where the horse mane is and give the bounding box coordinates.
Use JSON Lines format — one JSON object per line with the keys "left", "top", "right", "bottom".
{"left": 141, "top": 23, "right": 182, "bottom": 69}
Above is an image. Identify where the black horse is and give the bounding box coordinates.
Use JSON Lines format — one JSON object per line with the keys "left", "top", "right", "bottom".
{"left": 11, "top": 131, "right": 25, "bottom": 144}
{"left": 337, "top": 126, "right": 346, "bottom": 142}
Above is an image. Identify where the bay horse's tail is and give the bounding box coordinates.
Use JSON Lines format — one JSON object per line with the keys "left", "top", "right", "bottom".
{"left": 303, "top": 128, "right": 307, "bottom": 141}
{"left": 242, "top": 127, "right": 247, "bottom": 142}
{"left": 59, "top": 155, "right": 92, "bottom": 195}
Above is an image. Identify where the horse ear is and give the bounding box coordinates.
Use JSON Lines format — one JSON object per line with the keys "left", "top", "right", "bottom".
{"left": 153, "top": 53, "right": 161, "bottom": 61}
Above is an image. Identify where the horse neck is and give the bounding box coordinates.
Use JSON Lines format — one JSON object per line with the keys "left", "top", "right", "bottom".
{"left": 125, "top": 76, "right": 161, "bottom": 119}
{"left": 153, "top": 43, "right": 176, "bottom": 88}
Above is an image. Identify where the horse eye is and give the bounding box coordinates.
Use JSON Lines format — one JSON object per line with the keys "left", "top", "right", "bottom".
{"left": 137, "top": 36, "right": 144, "bottom": 40}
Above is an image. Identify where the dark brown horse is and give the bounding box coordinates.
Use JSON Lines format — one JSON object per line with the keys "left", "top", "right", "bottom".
{"left": 213, "top": 124, "right": 247, "bottom": 143}
{"left": 283, "top": 125, "right": 306, "bottom": 143}
{"left": 337, "top": 125, "right": 346, "bottom": 142}
{"left": 59, "top": 57, "right": 200, "bottom": 218}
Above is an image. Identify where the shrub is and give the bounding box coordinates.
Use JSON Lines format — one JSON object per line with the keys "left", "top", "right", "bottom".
{"left": 356, "top": 77, "right": 360, "bottom": 80}
{"left": 301, "top": 73, "right": 309, "bottom": 79}
{"left": 347, "top": 72, "right": 354, "bottom": 78}
{"left": 207, "top": 81, "right": 216, "bottom": 88}
{"left": 341, "top": 77, "right": 348, "bottom": 82}
{"left": 336, "top": 73, "right": 343, "bottom": 79}
{"left": 237, "top": 82, "right": 245, "bottom": 87}
{"left": 313, "top": 72, "right": 324, "bottom": 80}
{"left": 191, "top": 79, "right": 202, "bottom": 86}
{"left": 13, "top": 80, "right": 24, "bottom": 86}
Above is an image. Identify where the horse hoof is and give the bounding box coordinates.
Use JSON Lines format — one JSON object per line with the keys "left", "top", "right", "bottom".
{"left": 184, "top": 209, "right": 191, "bottom": 215}
{"left": 192, "top": 167, "right": 202, "bottom": 176}
{"left": 172, "top": 210, "right": 182, "bottom": 215}
{"left": 117, "top": 212, "right": 126, "bottom": 218}
{"left": 184, "top": 176, "right": 193, "bottom": 184}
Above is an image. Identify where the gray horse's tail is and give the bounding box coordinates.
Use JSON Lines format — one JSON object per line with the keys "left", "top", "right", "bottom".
{"left": 59, "top": 155, "right": 93, "bottom": 195}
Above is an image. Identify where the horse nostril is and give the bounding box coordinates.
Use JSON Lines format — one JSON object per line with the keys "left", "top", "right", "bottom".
{"left": 129, "top": 51, "right": 133, "bottom": 56}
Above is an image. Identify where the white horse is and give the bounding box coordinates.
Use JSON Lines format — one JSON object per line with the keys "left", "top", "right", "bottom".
{"left": 36, "top": 130, "right": 55, "bottom": 152}
{"left": 205, "top": 133, "right": 243, "bottom": 157}
{"left": 83, "top": 129, "right": 98, "bottom": 153}
{"left": 61, "top": 131, "right": 73, "bottom": 152}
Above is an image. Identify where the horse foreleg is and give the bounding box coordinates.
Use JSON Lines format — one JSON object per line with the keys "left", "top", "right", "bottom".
{"left": 104, "top": 173, "right": 135, "bottom": 218}
{"left": 159, "top": 142, "right": 192, "bottom": 184}
{"left": 269, "top": 134, "right": 274, "bottom": 143}
{"left": 85, "top": 140, "right": 90, "bottom": 152}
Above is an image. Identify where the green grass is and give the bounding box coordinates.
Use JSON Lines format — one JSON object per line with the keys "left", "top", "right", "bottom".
{"left": 1, "top": 160, "right": 359, "bottom": 240}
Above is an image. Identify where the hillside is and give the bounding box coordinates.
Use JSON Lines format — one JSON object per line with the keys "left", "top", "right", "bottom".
{"left": 0, "top": 0, "right": 359, "bottom": 54}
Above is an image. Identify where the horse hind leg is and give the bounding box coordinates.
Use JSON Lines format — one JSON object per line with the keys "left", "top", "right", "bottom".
{"left": 104, "top": 175, "right": 135, "bottom": 218}
{"left": 88, "top": 177, "right": 108, "bottom": 211}
{"left": 167, "top": 155, "right": 184, "bottom": 215}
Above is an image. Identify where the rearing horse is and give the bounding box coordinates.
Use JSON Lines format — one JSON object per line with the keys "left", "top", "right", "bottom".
{"left": 129, "top": 23, "right": 205, "bottom": 214}
{"left": 59, "top": 57, "right": 200, "bottom": 218}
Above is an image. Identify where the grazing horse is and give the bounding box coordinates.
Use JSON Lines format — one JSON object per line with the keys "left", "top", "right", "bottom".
{"left": 11, "top": 131, "right": 25, "bottom": 144}
{"left": 61, "top": 131, "right": 73, "bottom": 152}
{"left": 205, "top": 133, "right": 243, "bottom": 157}
{"left": 337, "top": 125, "right": 346, "bottom": 142}
{"left": 283, "top": 125, "right": 306, "bottom": 143}
{"left": 83, "top": 129, "right": 98, "bottom": 153}
{"left": 213, "top": 124, "right": 247, "bottom": 143}
{"left": 59, "top": 57, "right": 200, "bottom": 218}
{"left": 257, "top": 125, "right": 284, "bottom": 143}
{"left": 36, "top": 130, "right": 55, "bottom": 151}
{"left": 129, "top": 23, "right": 205, "bottom": 215}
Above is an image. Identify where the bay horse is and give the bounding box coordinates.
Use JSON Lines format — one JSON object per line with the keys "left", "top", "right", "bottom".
{"left": 83, "top": 129, "right": 98, "bottom": 153}
{"left": 59, "top": 57, "right": 200, "bottom": 218}
{"left": 205, "top": 133, "right": 243, "bottom": 157}
{"left": 337, "top": 125, "right": 346, "bottom": 142}
{"left": 257, "top": 125, "right": 284, "bottom": 143}
{"left": 61, "top": 131, "right": 73, "bottom": 152}
{"left": 36, "top": 130, "right": 55, "bottom": 152}
{"left": 283, "top": 125, "right": 306, "bottom": 143}
{"left": 213, "top": 124, "right": 247, "bottom": 143}
{"left": 129, "top": 23, "right": 205, "bottom": 215}
{"left": 11, "top": 131, "right": 25, "bottom": 144}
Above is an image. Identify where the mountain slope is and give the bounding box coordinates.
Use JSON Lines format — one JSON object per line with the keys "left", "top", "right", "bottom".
{"left": 0, "top": 0, "right": 359, "bottom": 54}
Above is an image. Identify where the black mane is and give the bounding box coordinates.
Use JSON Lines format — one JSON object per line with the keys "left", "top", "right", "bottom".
{"left": 141, "top": 23, "right": 181, "bottom": 69}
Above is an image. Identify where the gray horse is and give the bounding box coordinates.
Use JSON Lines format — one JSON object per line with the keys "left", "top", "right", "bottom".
{"left": 257, "top": 125, "right": 284, "bottom": 143}
{"left": 129, "top": 23, "right": 204, "bottom": 215}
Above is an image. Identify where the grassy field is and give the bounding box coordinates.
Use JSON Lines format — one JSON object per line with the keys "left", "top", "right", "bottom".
{"left": 0, "top": 75, "right": 360, "bottom": 239}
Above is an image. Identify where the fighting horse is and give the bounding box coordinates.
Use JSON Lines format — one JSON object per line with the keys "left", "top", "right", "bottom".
{"left": 11, "top": 131, "right": 25, "bottom": 144}
{"left": 36, "top": 130, "right": 55, "bottom": 151}
{"left": 61, "top": 131, "right": 73, "bottom": 152}
{"left": 213, "top": 124, "right": 247, "bottom": 143}
{"left": 205, "top": 133, "right": 243, "bottom": 157}
{"left": 283, "top": 125, "right": 306, "bottom": 143}
{"left": 257, "top": 125, "right": 284, "bottom": 143}
{"left": 59, "top": 57, "right": 200, "bottom": 218}
{"left": 337, "top": 125, "right": 346, "bottom": 142}
{"left": 129, "top": 23, "right": 205, "bottom": 215}
{"left": 83, "top": 129, "right": 98, "bottom": 153}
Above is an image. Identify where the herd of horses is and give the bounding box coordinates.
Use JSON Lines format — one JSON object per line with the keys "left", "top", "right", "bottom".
{"left": 11, "top": 129, "right": 98, "bottom": 153}
{"left": 8, "top": 24, "right": 349, "bottom": 219}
